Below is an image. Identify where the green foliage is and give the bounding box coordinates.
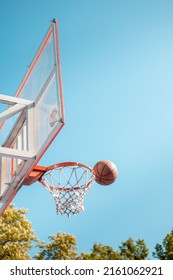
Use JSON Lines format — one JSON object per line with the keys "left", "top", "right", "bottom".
{"left": 153, "top": 229, "right": 173, "bottom": 260}
{"left": 35, "top": 232, "right": 78, "bottom": 260}
{"left": 79, "top": 243, "right": 122, "bottom": 260}
{"left": 0, "top": 205, "right": 37, "bottom": 260}
{"left": 119, "top": 238, "right": 149, "bottom": 260}
{"left": 1, "top": 204, "right": 172, "bottom": 260}
{"left": 80, "top": 238, "right": 149, "bottom": 260}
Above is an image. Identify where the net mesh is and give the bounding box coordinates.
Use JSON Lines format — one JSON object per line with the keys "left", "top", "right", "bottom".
{"left": 40, "top": 164, "right": 95, "bottom": 217}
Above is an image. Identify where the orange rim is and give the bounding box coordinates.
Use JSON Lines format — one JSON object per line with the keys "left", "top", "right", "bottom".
{"left": 45, "top": 161, "right": 93, "bottom": 172}
{"left": 39, "top": 162, "right": 95, "bottom": 191}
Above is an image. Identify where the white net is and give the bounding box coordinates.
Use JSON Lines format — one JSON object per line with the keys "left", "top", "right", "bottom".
{"left": 40, "top": 164, "right": 95, "bottom": 217}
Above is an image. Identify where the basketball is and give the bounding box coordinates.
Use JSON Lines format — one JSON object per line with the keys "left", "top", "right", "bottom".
{"left": 93, "top": 160, "right": 118, "bottom": 185}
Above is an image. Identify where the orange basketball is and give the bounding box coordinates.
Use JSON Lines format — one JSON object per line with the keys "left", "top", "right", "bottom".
{"left": 93, "top": 160, "right": 118, "bottom": 186}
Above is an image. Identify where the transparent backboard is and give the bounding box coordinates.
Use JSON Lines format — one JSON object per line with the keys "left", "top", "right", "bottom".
{"left": 0, "top": 19, "right": 65, "bottom": 215}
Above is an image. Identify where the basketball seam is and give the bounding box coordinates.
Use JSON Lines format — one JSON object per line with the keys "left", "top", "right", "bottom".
{"left": 97, "top": 178, "right": 115, "bottom": 185}
{"left": 101, "top": 161, "right": 108, "bottom": 177}
{"left": 96, "top": 162, "right": 103, "bottom": 184}
{"left": 99, "top": 177, "right": 115, "bottom": 182}
{"left": 99, "top": 167, "right": 117, "bottom": 177}
{"left": 94, "top": 163, "right": 102, "bottom": 183}
{"left": 99, "top": 161, "right": 109, "bottom": 182}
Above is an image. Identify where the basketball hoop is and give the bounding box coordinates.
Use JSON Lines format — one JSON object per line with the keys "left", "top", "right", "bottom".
{"left": 38, "top": 162, "right": 95, "bottom": 217}
{"left": 23, "top": 160, "right": 118, "bottom": 217}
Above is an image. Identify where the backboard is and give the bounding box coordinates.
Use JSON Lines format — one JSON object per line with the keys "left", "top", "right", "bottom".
{"left": 0, "top": 19, "right": 65, "bottom": 215}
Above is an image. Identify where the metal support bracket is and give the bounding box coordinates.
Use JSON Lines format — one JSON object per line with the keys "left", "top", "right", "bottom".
{"left": 0, "top": 147, "right": 35, "bottom": 160}
{"left": 0, "top": 93, "right": 34, "bottom": 106}
{"left": 0, "top": 94, "right": 36, "bottom": 202}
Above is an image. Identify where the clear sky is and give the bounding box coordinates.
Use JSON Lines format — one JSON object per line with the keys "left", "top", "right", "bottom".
{"left": 0, "top": 0, "right": 173, "bottom": 258}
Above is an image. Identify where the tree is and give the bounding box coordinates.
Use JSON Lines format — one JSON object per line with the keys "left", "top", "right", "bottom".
{"left": 79, "top": 243, "right": 122, "bottom": 260}
{"left": 0, "top": 205, "right": 37, "bottom": 260}
{"left": 153, "top": 229, "right": 173, "bottom": 260}
{"left": 35, "top": 232, "right": 78, "bottom": 260}
{"left": 119, "top": 238, "right": 149, "bottom": 260}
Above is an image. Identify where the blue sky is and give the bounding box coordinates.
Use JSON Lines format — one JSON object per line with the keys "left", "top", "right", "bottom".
{"left": 0, "top": 0, "right": 173, "bottom": 258}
